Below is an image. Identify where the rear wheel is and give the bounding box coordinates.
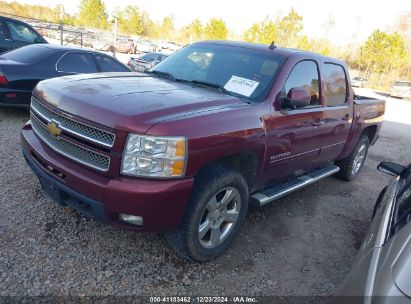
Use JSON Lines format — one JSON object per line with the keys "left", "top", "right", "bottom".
{"left": 165, "top": 164, "right": 248, "bottom": 262}
{"left": 336, "top": 136, "right": 370, "bottom": 181}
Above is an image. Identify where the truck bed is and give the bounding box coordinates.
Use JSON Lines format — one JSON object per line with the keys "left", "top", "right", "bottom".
{"left": 353, "top": 94, "right": 386, "bottom": 105}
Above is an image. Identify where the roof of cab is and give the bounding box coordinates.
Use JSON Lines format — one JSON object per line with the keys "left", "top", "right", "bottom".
{"left": 193, "top": 40, "right": 345, "bottom": 64}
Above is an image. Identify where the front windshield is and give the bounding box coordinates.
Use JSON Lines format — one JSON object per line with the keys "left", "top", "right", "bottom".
{"left": 151, "top": 43, "right": 285, "bottom": 102}
{"left": 394, "top": 81, "right": 411, "bottom": 87}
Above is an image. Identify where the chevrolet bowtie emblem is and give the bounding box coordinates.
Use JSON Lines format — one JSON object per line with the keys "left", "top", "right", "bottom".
{"left": 47, "top": 121, "right": 62, "bottom": 137}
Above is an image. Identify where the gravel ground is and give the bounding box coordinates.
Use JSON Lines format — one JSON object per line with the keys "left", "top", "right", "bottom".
{"left": 0, "top": 90, "right": 410, "bottom": 299}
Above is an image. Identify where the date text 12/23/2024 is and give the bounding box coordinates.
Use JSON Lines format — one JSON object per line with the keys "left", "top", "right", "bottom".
{"left": 149, "top": 296, "right": 257, "bottom": 303}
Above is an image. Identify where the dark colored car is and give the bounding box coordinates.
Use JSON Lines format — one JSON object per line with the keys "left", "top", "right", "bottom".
{"left": 0, "top": 44, "right": 130, "bottom": 107}
{"left": 21, "top": 41, "right": 385, "bottom": 261}
{"left": 127, "top": 52, "right": 168, "bottom": 72}
{"left": 0, "top": 16, "right": 47, "bottom": 53}
{"left": 335, "top": 161, "right": 411, "bottom": 303}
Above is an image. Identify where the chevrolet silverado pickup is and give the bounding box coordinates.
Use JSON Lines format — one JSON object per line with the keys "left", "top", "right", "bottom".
{"left": 21, "top": 41, "right": 385, "bottom": 261}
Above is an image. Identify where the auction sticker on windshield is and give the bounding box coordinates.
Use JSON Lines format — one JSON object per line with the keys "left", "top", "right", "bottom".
{"left": 224, "top": 75, "right": 259, "bottom": 97}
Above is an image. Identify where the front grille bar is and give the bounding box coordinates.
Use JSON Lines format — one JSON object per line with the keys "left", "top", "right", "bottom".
{"left": 30, "top": 113, "right": 111, "bottom": 172}
{"left": 31, "top": 97, "right": 115, "bottom": 148}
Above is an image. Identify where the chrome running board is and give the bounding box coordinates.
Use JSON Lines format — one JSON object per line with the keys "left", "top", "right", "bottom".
{"left": 251, "top": 165, "right": 340, "bottom": 207}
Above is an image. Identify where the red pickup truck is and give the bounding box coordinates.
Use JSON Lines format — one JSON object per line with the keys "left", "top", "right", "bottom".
{"left": 21, "top": 41, "right": 385, "bottom": 261}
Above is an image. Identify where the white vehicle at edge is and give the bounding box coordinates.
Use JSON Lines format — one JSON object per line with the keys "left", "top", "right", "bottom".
{"left": 390, "top": 81, "right": 411, "bottom": 99}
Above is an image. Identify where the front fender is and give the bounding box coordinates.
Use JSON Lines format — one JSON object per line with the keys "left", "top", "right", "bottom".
{"left": 147, "top": 102, "right": 269, "bottom": 181}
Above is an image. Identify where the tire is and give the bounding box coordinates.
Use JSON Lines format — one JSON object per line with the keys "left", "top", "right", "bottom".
{"left": 165, "top": 164, "right": 249, "bottom": 262}
{"left": 336, "top": 136, "right": 370, "bottom": 181}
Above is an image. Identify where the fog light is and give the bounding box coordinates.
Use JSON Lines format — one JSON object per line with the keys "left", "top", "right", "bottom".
{"left": 119, "top": 214, "right": 143, "bottom": 226}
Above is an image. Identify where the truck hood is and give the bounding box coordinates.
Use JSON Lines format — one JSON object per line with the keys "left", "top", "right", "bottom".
{"left": 34, "top": 73, "right": 247, "bottom": 134}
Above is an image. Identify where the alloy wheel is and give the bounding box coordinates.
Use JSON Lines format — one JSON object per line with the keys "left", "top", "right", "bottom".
{"left": 352, "top": 143, "right": 367, "bottom": 174}
{"left": 198, "top": 187, "right": 241, "bottom": 249}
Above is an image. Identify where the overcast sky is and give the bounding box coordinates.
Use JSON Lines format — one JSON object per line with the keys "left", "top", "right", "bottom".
{"left": 14, "top": 0, "right": 411, "bottom": 45}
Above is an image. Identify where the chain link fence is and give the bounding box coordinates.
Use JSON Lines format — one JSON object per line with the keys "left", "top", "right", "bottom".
{"left": 0, "top": 13, "right": 145, "bottom": 57}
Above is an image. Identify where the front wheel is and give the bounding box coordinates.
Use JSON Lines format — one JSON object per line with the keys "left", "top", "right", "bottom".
{"left": 165, "top": 164, "right": 248, "bottom": 262}
{"left": 336, "top": 136, "right": 370, "bottom": 181}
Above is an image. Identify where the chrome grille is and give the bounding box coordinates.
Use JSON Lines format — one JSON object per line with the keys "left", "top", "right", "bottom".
{"left": 30, "top": 113, "right": 110, "bottom": 172}
{"left": 31, "top": 97, "right": 115, "bottom": 147}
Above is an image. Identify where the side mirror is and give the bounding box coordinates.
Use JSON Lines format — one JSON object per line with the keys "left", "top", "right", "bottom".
{"left": 377, "top": 162, "right": 405, "bottom": 176}
{"left": 281, "top": 88, "right": 311, "bottom": 109}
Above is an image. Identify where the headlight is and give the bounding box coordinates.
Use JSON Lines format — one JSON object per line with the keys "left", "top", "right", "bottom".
{"left": 121, "top": 134, "right": 187, "bottom": 178}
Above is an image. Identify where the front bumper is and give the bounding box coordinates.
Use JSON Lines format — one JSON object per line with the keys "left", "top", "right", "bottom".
{"left": 21, "top": 125, "right": 194, "bottom": 232}
{"left": 0, "top": 88, "right": 32, "bottom": 106}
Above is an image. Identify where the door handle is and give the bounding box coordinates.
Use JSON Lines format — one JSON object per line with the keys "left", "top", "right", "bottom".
{"left": 342, "top": 114, "right": 351, "bottom": 121}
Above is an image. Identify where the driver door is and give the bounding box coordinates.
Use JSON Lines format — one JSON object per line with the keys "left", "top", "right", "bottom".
{"left": 264, "top": 60, "right": 326, "bottom": 185}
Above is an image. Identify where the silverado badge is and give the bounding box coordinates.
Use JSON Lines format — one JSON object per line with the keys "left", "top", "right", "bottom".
{"left": 47, "top": 121, "right": 62, "bottom": 137}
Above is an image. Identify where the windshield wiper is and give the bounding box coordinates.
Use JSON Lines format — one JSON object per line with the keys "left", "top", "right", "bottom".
{"left": 190, "top": 80, "right": 228, "bottom": 93}
{"left": 177, "top": 79, "right": 249, "bottom": 101}
{"left": 147, "top": 70, "right": 176, "bottom": 81}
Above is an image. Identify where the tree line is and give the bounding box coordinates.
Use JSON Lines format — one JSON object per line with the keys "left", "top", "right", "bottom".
{"left": 1, "top": 0, "right": 410, "bottom": 90}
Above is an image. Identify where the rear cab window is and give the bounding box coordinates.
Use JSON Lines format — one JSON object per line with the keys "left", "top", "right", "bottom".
{"left": 57, "top": 52, "right": 98, "bottom": 73}
{"left": 324, "top": 63, "right": 348, "bottom": 106}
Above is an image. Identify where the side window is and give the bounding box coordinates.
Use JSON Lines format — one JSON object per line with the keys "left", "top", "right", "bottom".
{"left": 6, "top": 20, "right": 39, "bottom": 43}
{"left": 142, "top": 54, "right": 156, "bottom": 62}
{"left": 95, "top": 54, "right": 129, "bottom": 72}
{"left": 324, "top": 63, "right": 348, "bottom": 106}
{"left": 282, "top": 60, "right": 321, "bottom": 109}
{"left": 0, "top": 21, "right": 7, "bottom": 39}
{"left": 139, "top": 54, "right": 150, "bottom": 61}
{"left": 57, "top": 52, "right": 98, "bottom": 73}
{"left": 391, "top": 181, "right": 411, "bottom": 236}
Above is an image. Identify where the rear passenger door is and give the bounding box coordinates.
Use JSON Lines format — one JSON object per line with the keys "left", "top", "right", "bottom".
{"left": 319, "top": 62, "right": 352, "bottom": 161}
{"left": 56, "top": 52, "right": 98, "bottom": 75}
